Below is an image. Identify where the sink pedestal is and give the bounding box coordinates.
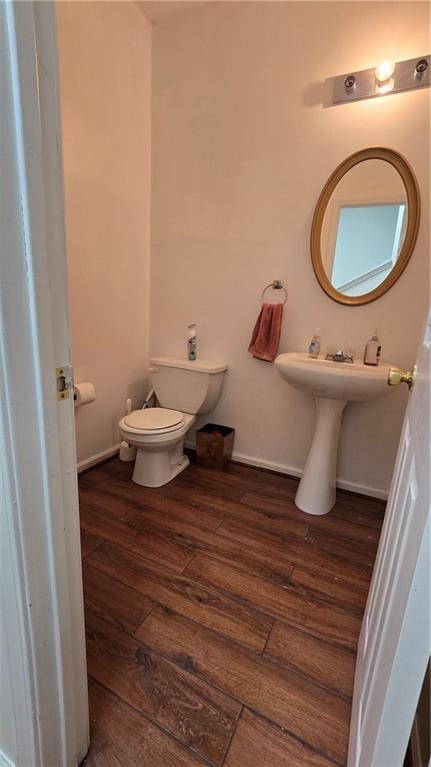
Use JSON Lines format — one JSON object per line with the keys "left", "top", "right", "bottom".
{"left": 275, "top": 352, "right": 396, "bottom": 516}
{"left": 295, "top": 397, "right": 347, "bottom": 516}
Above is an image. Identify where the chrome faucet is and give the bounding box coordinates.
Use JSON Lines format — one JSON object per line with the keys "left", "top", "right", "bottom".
{"left": 325, "top": 349, "right": 354, "bottom": 363}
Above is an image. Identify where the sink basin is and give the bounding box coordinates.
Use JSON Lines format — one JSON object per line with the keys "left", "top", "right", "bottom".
{"left": 275, "top": 352, "right": 396, "bottom": 516}
{"left": 275, "top": 352, "right": 392, "bottom": 401}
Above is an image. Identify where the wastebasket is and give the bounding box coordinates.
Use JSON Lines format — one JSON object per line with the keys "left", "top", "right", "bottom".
{"left": 196, "top": 423, "right": 235, "bottom": 471}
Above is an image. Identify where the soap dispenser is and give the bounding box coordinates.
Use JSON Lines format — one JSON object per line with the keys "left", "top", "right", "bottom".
{"left": 363, "top": 329, "right": 382, "bottom": 366}
{"left": 187, "top": 324, "right": 197, "bottom": 361}
{"left": 308, "top": 328, "right": 321, "bottom": 359}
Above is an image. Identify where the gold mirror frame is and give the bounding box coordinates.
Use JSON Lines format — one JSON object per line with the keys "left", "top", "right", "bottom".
{"left": 311, "top": 147, "right": 420, "bottom": 306}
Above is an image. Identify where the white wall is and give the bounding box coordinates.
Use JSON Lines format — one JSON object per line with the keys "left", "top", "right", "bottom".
{"left": 150, "top": 1, "right": 429, "bottom": 497}
{"left": 57, "top": 1, "right": 152, "bottom": 466}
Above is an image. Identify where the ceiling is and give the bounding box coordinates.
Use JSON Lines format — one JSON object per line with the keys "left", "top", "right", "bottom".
{"left": 137, "top": 1, "right": 206, "bottom": 24}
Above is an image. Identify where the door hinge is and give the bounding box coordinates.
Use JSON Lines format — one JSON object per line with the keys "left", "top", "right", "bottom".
{"left": 56, "top": 365, "right": 74, "bottom": 401}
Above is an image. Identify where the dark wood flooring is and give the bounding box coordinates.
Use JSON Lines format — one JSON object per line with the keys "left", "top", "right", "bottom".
{"left": 79, "top": 455, "right": 385, "bottom": 767}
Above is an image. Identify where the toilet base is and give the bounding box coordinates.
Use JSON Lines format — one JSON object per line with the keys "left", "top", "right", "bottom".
{"left": 132, "top": 441, "right": 190, "bottom": 488}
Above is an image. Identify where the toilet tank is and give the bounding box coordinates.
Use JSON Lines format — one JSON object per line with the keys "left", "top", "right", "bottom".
{"left": 149, "top": 357, "right": 228, "bottom": 414}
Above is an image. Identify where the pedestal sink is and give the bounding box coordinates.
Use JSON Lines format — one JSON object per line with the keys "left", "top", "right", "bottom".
{"left": 275, "top": 353, "right": 396, "bottom": 516}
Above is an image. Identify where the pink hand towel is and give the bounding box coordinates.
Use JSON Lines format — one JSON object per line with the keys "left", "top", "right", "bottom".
{"left": 248, "top": 302, "right": 283, "bottom": 362}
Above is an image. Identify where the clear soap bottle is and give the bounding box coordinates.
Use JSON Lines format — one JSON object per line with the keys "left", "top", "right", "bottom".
{"left": 308, "top": 328, "right": 321, "bottom": 359}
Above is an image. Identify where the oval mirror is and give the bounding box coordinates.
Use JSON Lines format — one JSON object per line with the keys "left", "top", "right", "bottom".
{"left": 311, "top": 148, "right": 420, "bottom": 305}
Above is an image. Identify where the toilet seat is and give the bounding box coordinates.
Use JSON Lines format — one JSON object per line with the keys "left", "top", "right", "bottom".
{"left": 123, "top": 407, "right": 185, "bottom": 435}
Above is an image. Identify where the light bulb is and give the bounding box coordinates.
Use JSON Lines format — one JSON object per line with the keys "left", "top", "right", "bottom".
{"left": 375, "top": 58, "right": 395, "bottom": 83}
{"left": 377, "top": 77, "right": 394, "bottom": 95}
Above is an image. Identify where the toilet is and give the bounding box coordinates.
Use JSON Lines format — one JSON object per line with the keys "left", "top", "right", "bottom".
{"left": 119, "top": 356, "right": 228, "bottom": 487}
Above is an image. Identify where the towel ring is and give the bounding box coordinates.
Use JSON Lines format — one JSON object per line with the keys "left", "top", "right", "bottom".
{"left": 261, "top": 280, "right": 288, "bottom": 305}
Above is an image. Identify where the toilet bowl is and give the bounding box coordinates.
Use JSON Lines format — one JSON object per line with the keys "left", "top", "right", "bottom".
{"left": 119, "top": 407, "right": 196, "bottom": 487}
{"left": 119, "top": 356, "right": 227, "bottom": 487}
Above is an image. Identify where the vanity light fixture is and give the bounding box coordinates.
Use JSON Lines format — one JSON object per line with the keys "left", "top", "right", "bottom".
{"left": 333, "top": 54, "right": 430, "bottom": 104}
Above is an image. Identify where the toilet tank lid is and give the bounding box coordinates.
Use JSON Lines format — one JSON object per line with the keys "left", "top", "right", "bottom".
{"left": 150, "top": 356, "right": 228, "bottom": 374}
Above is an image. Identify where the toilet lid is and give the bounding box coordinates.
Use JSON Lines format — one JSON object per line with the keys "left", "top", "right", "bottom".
{"left": 124, "top": 407, "right": 184, "bottom": 431}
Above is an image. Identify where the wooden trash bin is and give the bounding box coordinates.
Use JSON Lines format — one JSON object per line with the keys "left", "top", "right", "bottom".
{"left": 196, "top": 424, "right": 235, "bottom": 471}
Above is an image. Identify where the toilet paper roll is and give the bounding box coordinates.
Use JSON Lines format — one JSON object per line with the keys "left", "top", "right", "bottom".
{"left": 74, "top": 382, "right": 96, "bottom": 408}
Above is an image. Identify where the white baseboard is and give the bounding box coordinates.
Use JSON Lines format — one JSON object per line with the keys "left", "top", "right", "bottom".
{"left": 0, "top": 750, "right": 15, "bottom": 767}
{"left": 78, "top": 439, "right": 388, "bottom": 500}
{"left": 77, "top": 444, "right": 121, "bottom": 474}
{"left": 335, "top": 478, "right": 387, "bottom": 500}
{"left": 185, "top": 441, "right": 388, "bottom": 500}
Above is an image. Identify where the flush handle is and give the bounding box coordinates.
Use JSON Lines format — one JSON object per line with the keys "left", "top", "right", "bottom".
{"left": 388, "top": 365, "right": 417, "bottom": 391}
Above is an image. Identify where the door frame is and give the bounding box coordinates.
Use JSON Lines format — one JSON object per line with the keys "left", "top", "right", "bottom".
{"left": 0, "top": 2, "right": 88, "bottom": 765}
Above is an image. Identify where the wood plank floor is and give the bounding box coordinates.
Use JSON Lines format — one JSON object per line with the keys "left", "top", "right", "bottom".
{"left": 79, "top": 456, "right": 385, "bottom": 766}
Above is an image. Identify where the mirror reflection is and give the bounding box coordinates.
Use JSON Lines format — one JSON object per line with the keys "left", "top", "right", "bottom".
{"left": 320, "top": 160, "right": 408, "bottom": 298}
